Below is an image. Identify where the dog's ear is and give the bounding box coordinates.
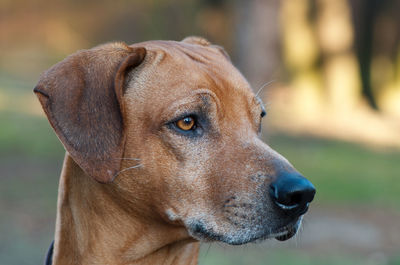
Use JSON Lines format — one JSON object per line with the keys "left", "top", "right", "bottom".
{"left": 182, "top": 36, "right": 211, "bottom": 46}
{"left": 182, "top": 36, "right": 231, "bottom": 61}
{"left": 34, "top": 43, "right": 146, "bottom": 183}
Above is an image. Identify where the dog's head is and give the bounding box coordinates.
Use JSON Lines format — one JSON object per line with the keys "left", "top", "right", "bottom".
{"left": 34, "top": 37, "right": 315, "bottom": 245}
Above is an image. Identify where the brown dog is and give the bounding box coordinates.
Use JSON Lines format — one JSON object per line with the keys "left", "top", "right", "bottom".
{"left": 34, "top": 37, "right": 315, "bottom": 265}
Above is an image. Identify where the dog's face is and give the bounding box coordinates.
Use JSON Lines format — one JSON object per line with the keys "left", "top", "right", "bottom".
{"left": 118, "top": 38, "right": 315, "bottom": 244}
{"left": 34, "top": 37, "right": 315, "bottom": 246}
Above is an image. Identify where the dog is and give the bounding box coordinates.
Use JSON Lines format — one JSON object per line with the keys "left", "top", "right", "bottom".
{"left": 34, "top": 36, "right": 315, "bottom": 265}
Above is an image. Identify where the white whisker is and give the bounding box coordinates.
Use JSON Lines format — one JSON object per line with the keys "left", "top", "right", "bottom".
{"left": 113, "top": 164, "right": 142, "bottom": 178}
{"left": 256, "top": 80, "right": 276, "bottom": 97}
{"left": 115, "top": 158, "right": 141, "bottom": 161}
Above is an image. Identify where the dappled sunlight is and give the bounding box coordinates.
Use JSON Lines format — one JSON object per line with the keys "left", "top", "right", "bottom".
{"left": 291, "top": 71, "right": 324, "bottom": 124}
{"left": 266, "top": 84, "right": 400, "bottom": 149}
{"left": 316, "top": 0, "right": 354, "bottom": 53}
{"left": 324, "top": 53, "right": 361, "bottom": 113}
{"left": 379, "top": 84, "right": 400, "bottom": 120}
{"left": 273, "top": 0, "right": 400, "bottom": 150}
{"left": 281, "top": 0, "right": 318, "bottom": 70}
{"left": 375, "top": 49, "right": 400, "bottom": 120}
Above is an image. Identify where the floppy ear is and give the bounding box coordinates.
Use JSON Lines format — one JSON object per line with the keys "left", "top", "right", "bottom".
{"left": 34, "top": 43, "right": 146, "bottom": 183}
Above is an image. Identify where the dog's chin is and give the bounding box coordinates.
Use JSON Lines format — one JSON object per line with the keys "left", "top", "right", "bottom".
{"left": 186, "top": 217, "right": 302, "bottom": 245}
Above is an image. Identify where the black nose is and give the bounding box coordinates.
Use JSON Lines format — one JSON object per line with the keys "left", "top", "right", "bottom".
{"left": 269, "top": 172, "right": 316, "bottom": 214}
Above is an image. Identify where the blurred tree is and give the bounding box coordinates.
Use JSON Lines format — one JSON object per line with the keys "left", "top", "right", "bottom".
{"left": 280, "top": 0, "right": 323, "bottom": 120}
{"left": 196, "top": 0, "right": 234, "bottom": 53}
{"left": 1, "top": 0, "right": 399, "bottom": 118}
{"left": 350, "top": 0, "right": 400, "bottom": 113}
{"left": 279, "top": 0, "right": 400, "bottom": 115}
{"left": 350, "top": 0, "right": 383, "bottom": 109}
{"left": 315, "top": 0, "right": 361, "bottom": 114}
{"left": 234, "top": 0, "right": 281, "bottom": 89}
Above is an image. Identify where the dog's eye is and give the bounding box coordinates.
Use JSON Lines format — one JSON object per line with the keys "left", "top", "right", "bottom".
{"left": 175, "top": 116, "right": 196, "bottom": 131}
{"left": 261, "top": 107, "right": 267, "bottom": 118}
{"left": 261, "top": 110, "right": 266, "bottom": 118}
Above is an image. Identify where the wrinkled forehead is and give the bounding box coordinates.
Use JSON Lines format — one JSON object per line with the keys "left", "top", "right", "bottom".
{"left": 130, "top": 41, "right": 256, "bottom": 102}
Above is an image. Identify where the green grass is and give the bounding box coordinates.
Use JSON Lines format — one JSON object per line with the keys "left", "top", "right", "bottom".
{"left": 0, "top": 77, "right": 65, "bottom": 158}
{"left": 0, "top": 111, "right": 64, "bottom": 158}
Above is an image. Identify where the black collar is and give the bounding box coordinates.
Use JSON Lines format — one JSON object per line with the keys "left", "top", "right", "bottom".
{"left": 44, "top": 241, "right": 54, "bottom": 265}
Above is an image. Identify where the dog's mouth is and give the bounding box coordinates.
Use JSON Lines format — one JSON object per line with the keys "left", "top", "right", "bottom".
{"left": 187, "top": 217, "right": 302, "bottom": 245}
{"left": 270, "top": 217, "right": 302, "bottom": 241}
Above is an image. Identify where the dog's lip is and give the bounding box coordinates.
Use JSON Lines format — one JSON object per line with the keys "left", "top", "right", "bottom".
{"left": 187, "top": 216, "right": 303, "bottom": 245}
{"left": 274, "top": 225, "right": 298, "bottom": 241}
{"left": 272, "top": 218, "right": 302, "bottom": 241}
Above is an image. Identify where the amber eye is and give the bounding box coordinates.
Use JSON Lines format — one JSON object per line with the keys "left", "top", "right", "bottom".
{"left": 176, "top": 117, "right": 196, "bottom": 131}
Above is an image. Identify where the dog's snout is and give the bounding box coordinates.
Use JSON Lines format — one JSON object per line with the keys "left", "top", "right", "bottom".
{"left": 269, "top": 172, "right": 316, "bottom": 214}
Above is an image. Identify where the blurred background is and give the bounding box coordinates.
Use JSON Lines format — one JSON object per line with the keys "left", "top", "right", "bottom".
{"left": 1, "top": 0, "right": 399, "bottom": 264}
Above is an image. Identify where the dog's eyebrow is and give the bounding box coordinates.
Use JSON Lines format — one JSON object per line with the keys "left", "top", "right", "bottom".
{"left": 160, "top": 89, "right": 221, "bottom": 125}
{"left": 192, "top": 88, "right": 222, "bottom": 119}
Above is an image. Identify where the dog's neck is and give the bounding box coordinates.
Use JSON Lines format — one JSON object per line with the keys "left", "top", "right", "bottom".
{"left": 52, "top": 154, "right": 199, "bottom": 265}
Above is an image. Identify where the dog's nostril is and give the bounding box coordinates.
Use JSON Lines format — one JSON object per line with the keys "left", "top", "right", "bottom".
{"left": 269, "top": 172, "right": 316, "bottom": 212}
{"left": 288, "top": 191, "right": 303, "bottom": 206}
